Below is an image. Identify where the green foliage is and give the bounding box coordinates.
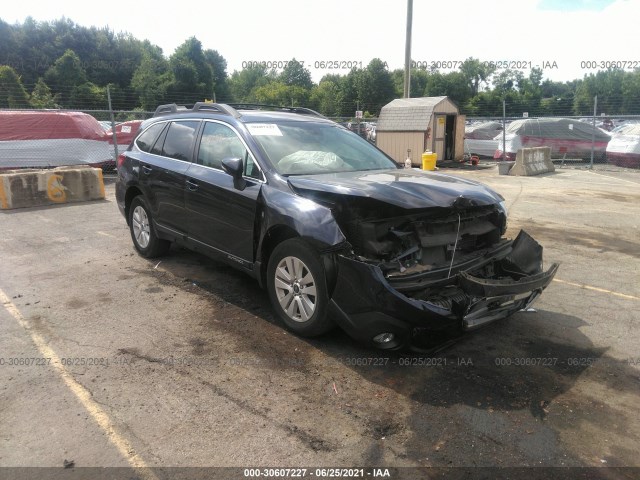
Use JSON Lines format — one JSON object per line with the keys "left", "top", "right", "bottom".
{"left": 30, "top": 78, "right": 58, "bottom": 108}
{"left": 0, "top": 65, "right": 30, "bottom": 108}
{"left": 356, "top": 59, "right": 396, "bottom": 114}
{"left": 309, "top": 80, "right": 343, "bottom": 116}
{"left": 573, "top": 69, "right": 633, "bottom": 116}
{"left": 2, "top": 18, "right": 640, "bottom": 117}
{"left": 459, "top": 57, "right": 495, "bottom": 97}
{"left": 251, "top": 82, "right": 309, "bottom": 106}
{"left": 168, "top": 37, "right": 213, "bottom": 102}
{"left": 204, "top": 49, "right": 230, "bottom": 101}
{"left": 279, "top": 59, "right": 313, "bottom": 90}
{"left": 69, "top": 82, "right": 105, "bottom": 109}
{"left": 424, "top": 71, "right": 471, "bottom": 105}
{"left": 228, "top": 65, "right": 273, "bottom": 102}
{"left": 464, "top": 91, "right": 502, "bottom": 116}
{"left": 44, "top": 49, "right": 88, "bottom": 105}
{"left": 131, "top": 49, "right": 172, "bottom": 110}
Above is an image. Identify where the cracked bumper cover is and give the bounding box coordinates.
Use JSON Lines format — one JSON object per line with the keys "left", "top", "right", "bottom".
{"left": 327, "top": 230, "right": 559, "bottom": 349}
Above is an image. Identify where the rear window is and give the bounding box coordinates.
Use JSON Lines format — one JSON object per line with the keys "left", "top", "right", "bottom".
{"left": 161, "top": 121, "right": 200, "bottom": 161}
{"left": 136, "top": 123, "right": 166, "bottom": 153}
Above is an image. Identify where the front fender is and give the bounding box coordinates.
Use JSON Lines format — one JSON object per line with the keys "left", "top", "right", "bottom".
{"left": 259, "top": 185, "right": 346, "bottom": 249}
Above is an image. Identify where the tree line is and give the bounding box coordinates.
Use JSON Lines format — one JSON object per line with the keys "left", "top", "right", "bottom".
{"left": 1, "top": 17, "right": 640, "bottom": 117}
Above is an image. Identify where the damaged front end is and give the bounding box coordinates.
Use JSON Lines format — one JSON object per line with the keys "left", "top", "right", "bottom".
{"left": 320, "top": 197, "right": 558, "bottom": 350}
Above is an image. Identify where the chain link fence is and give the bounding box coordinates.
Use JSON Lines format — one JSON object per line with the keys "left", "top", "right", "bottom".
{"left": 1, "top": 105, "right": 638, "bottom": 173}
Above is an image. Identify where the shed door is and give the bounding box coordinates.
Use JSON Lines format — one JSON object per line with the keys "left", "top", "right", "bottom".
{"left": 454, "top": 114, "right": 466, "bottom": 161}
{"left": 433, "top": 115, "right": 446, "bottom": 162}
{"left": 433, "top": 114, "right": 457, "bottom": 161}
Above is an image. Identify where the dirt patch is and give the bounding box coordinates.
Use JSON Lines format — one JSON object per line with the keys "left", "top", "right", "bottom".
{"left": 524, "top": 220, "right": 639, "bottom": 257}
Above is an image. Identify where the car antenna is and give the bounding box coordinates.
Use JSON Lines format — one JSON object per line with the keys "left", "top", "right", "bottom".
{"left": 447, "top": 213, "right": 462, "bottom": 278}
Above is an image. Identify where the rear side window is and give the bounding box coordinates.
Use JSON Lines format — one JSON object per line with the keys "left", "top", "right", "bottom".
{"left": 136, "top": 123, "right": 166, "bottom": 153}
{"left": 161, "top": 121, "right": 200, "bottom": 161}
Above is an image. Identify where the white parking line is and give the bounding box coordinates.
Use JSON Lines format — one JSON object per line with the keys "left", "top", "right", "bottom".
{"left": 0, "top": 288, "right": 159, "bottom": 479}
{"left": 588, "top": 170, "right": 640, "bottom": 186}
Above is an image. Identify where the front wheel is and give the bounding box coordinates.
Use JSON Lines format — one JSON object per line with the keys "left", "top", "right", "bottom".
{"left": 128, "top": 196, "right": 170, "bottom": 258}
{"left": 266, "top": 238, "right": 334, "bottom": 337}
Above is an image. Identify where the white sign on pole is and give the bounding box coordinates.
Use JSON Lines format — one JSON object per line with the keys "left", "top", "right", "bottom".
{"left": 523, "top": 112, "right": 529, "bottom": 118}
{"left": 355, "top": 110, "right": 363, "bottom": 119}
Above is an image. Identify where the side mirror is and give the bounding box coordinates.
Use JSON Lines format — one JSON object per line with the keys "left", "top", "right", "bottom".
{"left": 221, "top": 157, "right": 246, "bottom": 191}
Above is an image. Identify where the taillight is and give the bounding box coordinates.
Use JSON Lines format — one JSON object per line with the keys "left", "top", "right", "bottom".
{"left": 117, "top": 153, "right": 126, "bottom": 169}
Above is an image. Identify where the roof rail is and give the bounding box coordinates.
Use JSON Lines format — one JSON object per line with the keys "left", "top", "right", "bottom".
{"left": 227, "top": 103, "right": 326, "bottom": 118}
{"left": 192, "top": 102, "right": 241, "bottom": 118}
{"left": 153, "top": 104, "right": 189, "bottom": 116}
{"left": 153, "top": 102, "right": 241, "bottom": 118}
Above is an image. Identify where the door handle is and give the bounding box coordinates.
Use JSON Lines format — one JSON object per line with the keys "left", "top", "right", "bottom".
{"left": 186, "top": 179, "right": 199, "bottom": 191}
{"left": 142, "top": 165, "right": 152, "bottom": 175}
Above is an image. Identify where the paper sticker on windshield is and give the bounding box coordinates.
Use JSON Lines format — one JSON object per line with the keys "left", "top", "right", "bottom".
{"left": 247, "top": 124, "right": 283, "bottom": 136}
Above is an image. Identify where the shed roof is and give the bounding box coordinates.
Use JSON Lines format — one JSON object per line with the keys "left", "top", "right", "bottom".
{"left": 377, "top": 96, "right": 449, "bottom": 132}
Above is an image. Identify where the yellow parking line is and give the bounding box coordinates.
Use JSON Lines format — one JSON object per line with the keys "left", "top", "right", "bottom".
{"left": 0, "top": 288, "right": 158, "bottom": 479}
{"left": 553, "top": 278, "right": 639, "bottom": 301}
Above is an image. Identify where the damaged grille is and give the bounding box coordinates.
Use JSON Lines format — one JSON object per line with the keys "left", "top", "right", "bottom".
{"left": 343, "top": 205, "right": 505, "bottom": 277}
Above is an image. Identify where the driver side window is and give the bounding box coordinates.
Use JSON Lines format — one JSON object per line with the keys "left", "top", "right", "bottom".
{"left": 198, "top": 122, "right": 246, "bottom": 170}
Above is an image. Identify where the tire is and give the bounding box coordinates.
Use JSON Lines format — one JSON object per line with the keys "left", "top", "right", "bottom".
{"left": 128, "top": 196, "right": 170, "bottom": 258}
{"left": 266, "top": 238, "right": 334, "bottom": 337}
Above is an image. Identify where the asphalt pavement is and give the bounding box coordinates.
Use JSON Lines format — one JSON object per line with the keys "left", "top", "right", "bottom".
{"left": 1, "top": 167, "right": 638, "bottom": 479}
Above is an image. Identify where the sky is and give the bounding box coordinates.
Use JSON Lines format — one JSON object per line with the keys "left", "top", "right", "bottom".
{"left": 2, "top": 0, "right": 639, "bottom": 85}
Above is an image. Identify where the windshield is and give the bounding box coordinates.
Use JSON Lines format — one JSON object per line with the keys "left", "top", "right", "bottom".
{"left": 247, "top": 121, "right": 398, "bottom": 175}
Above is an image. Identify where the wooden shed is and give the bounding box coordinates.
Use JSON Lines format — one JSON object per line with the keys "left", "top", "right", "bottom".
{"left": 376, "top": 96, "right": 465, "bottom": 166}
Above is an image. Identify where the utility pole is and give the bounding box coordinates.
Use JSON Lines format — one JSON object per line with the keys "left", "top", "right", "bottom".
{"left": 590, "top": 95, "right": 597, "bottom": 169}
{"left": 107, "top": 85, "right": 118, "bottom": 162}
{"left": 403, "top": 0, "right": 413, "bottom": 98}
{"left": 502, "top": 99, "right": 506, "bottom": 161}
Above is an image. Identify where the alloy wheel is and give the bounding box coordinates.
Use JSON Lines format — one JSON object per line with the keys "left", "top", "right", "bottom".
{"left": 274, "top": 256, "right": 317, "bottom": 322}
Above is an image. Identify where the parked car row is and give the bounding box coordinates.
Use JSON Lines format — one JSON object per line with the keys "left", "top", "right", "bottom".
{"left": 464, "top": 118, "right": 640, "bottom": 167}
{"left": 0, "top": 111, "right": 143, "bottom": 170}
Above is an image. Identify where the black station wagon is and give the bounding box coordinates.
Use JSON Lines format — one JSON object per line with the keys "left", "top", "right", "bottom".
{"left": 115, "top": 103, "right": 558, "bottom": 351}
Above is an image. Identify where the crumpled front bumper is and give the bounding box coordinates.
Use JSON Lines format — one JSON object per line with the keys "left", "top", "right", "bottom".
{"left": 327, "top": 230, "right": 558, "bottom": 350}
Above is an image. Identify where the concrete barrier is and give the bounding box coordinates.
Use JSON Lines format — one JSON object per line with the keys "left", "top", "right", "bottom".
{"left": 509, "top": 146, "right": 555, "bottom": 176}
{"left": 0, "top": 166, "right": 105, "bottom": 210}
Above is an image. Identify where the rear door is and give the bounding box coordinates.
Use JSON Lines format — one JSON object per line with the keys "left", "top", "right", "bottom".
{"left": 184, "top": 121, "right": 263, "bottom": 265}
{"left": 139, "top": 120, "right": 200, "bottom": 234}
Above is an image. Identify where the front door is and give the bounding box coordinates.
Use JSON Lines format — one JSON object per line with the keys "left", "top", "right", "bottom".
{"left": 184, "top": 121, "right": 263, "bottom": 265}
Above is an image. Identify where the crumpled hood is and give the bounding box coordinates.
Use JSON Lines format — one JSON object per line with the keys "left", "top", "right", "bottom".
{"left": 287, "top": 168, "right": 503, "bottom": 209}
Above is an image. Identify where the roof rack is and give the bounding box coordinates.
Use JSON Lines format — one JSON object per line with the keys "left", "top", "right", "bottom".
{"left": 153, "top": 102, "right": 241, "bottom": 118}
{"left": 226, "top": 103, "right": 326, "bottom": 118}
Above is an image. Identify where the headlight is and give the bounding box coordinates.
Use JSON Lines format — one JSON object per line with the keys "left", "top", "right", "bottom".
{"left": 497, "top": 201, "right": 508, "bottom": 234}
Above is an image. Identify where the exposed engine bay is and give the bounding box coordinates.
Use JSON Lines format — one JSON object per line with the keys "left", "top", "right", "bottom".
{"left": 315, "top": 195, "right": 508, "bottom": 278}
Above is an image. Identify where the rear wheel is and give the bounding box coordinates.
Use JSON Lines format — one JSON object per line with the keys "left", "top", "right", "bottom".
{"left": 267, "top": 238, "right": 334, "bottom": 337}
{"left": 128, "top": 196, "right": 170, "bottom": 258}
